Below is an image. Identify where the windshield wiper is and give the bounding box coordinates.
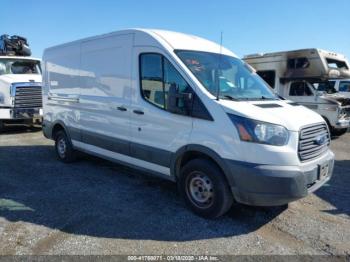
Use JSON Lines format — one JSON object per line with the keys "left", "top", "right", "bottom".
{"left": 221, "top": 95, "right": 239, "bottom": 101}
{"left": 220, "top": 95, "right": 277, "bottom": 101}
{"left": 261, "top": 96, "right": 277, "bottom": 100}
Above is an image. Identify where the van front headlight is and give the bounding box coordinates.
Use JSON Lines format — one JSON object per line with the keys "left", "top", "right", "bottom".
{"left": 228, "top": 114, "right": 289, "bottom": 146}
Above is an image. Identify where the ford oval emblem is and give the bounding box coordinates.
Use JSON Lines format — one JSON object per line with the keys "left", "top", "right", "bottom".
{"left": 314, "top": 134, "right": 327, "bottom": 146}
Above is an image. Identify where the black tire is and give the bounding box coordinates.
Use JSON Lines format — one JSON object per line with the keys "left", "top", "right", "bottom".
{"left": 178, "top": 159, "right": 233, "bottom": 219}
{"left": 331, "top": 128, "right": 348, "bottom": 137}
{"left": 54, "top": 130, "right": 77, "bottom": 163}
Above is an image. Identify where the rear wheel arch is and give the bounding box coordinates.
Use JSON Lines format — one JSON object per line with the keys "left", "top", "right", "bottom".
{"left": 51, "top": 121, "right": 71, "bottom": 141}
{"left": 54, "top": 129, "right": 77, "bottom": 163}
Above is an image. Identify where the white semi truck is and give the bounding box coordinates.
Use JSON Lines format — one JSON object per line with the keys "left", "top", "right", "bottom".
{"left": 0, "top": 35, "right": 42, "bottom": 131}
{"left": 244, "top": 49, "right": 350, "bottom": 136}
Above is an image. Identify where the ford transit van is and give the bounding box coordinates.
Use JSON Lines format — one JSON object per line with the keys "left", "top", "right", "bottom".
{"left": 42, "top": 29, "right": 334, "bottom": 218}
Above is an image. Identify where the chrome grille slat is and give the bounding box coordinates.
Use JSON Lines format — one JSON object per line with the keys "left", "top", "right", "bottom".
{"left": 300, "top": 143, "right": 324, "bottom": 151}
{"left": 298, "top": 123, "right": 330, "bottom": 162}
{"left": 299, "top": 146, "right": 329, "bottom": 161}
{"left": 299, "top": 143, "right": 328, "bottom": 155}
{"left": 14, "top": 86, "right": 42, "bottom": 108}
{"left": 300, "top": 130, "right": 328, "bottom": 140}
{"left": 301, "top": 125, "right": 326, "bottom": 134}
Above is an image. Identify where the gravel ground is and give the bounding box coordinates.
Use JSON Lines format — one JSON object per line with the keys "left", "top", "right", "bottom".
{"left": 0, "top": 126, "right": 349, "bottom": 256}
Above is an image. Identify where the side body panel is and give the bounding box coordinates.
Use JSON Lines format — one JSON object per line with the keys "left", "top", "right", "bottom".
{"left": 43, "top": 43, "right": 81, "bottom": 140}
{"left": 78, "top": 33, "right": 133, "bottom": 155}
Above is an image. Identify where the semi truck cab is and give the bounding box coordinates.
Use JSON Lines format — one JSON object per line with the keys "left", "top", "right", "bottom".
{"left": 0, "top": 56, "right": 42, "bottom": 130}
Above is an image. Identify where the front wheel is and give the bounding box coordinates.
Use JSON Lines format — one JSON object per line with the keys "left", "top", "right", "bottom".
{"left": 54, "top": 130, "right": 77, "bottom": 163}
{"left": 178, "top": 159, "right": 233, "bottom": 219}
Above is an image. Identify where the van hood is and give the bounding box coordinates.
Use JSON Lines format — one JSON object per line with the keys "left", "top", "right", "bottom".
{"left": 219, "top": 99, "right": 324, "bottom": 132}
{"left": 321, "top": 93, "right": 350, "bottom": 106}
{"left": 0, "top": 74, "right": 42, "bottom": 84}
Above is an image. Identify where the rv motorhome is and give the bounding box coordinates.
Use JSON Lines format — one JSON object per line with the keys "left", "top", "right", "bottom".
{"left": 42, "top": 30, "right": 334, "bottom": 218}
{"left": 244, "top": 49, "right": 350, "bottom": 136}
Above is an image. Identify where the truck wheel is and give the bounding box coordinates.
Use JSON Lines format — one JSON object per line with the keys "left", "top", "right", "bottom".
{"left": 54, "top": 130, "right": 77, "bottom": 163}
{"left": 331, "top": 128, "right": 348, "bottom": 137}
{"left": 178, "top": 159, "right": 233, "bottom": 219}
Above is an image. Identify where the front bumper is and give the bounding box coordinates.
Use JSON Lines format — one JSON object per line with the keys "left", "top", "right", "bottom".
{"left": 335, "top": 118, "right": 350, "bottom": 129}
{"left": 226, "top": 150, "right": 334, "bottom": 206}
{"left": 0, "top": 107, "right": 43, "bottom": 121}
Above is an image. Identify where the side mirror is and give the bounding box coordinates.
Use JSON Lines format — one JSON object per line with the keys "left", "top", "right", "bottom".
{"left": 167, "top": 84, "right": 193, "bottom": 115}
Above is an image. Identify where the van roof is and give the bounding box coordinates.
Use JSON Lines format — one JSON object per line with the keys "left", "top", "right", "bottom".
{"left": 43, "top": 28, "right": 237, "bottom": 57}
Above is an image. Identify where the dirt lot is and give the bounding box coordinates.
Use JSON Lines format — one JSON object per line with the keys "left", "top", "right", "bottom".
{"left": 0, "top": 126, "right": 349, "bottom": 256}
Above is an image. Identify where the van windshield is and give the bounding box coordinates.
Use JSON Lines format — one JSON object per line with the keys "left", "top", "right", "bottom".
{"left": 176, "top": 50, "right": 277, "bottom": 101}
{"left": 0, "top": 59, "right": 41, "bottom": 75}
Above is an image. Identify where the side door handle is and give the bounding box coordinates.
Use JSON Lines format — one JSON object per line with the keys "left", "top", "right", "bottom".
{"left": 117, "top": 106, "right": 127, "bottom": 112}
{"left": 133, "top": 109, "right": 144, "bottom": 115}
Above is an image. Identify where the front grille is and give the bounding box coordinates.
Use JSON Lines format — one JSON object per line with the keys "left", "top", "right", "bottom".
{"left": 14, "top": 86, "right": 42, "bottom": 108}
{"left": 298, "top": 123, "right": 330, "bottom": 162}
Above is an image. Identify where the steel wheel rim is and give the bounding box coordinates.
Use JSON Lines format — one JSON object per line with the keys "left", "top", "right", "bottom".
{"left": 187, "top": 171, "right": 214, "bottom": 209}
{"left": 57, "top": 137, "right": 67, "bottom": 158}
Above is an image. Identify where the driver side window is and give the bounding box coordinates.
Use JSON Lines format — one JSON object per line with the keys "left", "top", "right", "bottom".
{"left": 140, "top": 53, "right": 192, "bottom": 114}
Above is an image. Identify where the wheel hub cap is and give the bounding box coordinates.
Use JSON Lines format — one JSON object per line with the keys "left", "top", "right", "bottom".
{"left": 58, "top": 138, "right": 66, "bottom": 158}
{"left": 188, "top": 173, "right": 214, "bottom": 207}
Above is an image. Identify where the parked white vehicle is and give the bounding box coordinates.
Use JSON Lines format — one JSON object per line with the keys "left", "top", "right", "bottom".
{"left": 0, "top": 56, "right": 42, "bottom": 130}
{"left": 244, "top": 49, "right": 350, "bottom": 136}
{"left": 42, "top": 29, "right": 334, "bottom": 218}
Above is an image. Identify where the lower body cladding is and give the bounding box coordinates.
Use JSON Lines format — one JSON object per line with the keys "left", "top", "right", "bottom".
{"left": 43, "top": 120, "right": 334, "bottom": 208}
{"left": 0, "top": 107, "right": 43, "bottom": 124}
{"left": 228, "top": 151, "right": 334, "bottom": 206}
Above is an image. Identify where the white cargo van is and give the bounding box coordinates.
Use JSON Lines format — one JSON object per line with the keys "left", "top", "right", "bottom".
{"left": 42, "top": 29, "right": 334, "bottom": 218}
